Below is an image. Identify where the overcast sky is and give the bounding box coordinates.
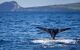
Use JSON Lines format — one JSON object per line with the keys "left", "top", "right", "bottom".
{"left": 0, "top": 0, "right": 80, "bottom": 7}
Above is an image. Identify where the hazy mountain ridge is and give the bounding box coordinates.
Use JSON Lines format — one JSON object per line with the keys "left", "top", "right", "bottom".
{"left": 0, "top": 1, "right": 22, "bottom": 11}
{"left": 0, "top": 1, "right": 80, "bottom": 12}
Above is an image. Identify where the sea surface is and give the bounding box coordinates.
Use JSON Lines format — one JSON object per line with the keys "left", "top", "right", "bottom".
{"left": 0, "top": 11, "right": 80, "bottom": 50}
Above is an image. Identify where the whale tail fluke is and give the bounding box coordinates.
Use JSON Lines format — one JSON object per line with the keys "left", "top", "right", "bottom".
{"left": 36, "top": 27, "right": 71, "bottom": 39}
{"left": 60, "top": 28, "right": 71, "bottom": 32}
{"left": 36, "top": 27, "right": 49, "bottom": 32}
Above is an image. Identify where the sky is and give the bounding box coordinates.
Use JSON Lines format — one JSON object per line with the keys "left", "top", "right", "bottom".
{"left": 0, "top": 0, "right": 80, "bottom": 7}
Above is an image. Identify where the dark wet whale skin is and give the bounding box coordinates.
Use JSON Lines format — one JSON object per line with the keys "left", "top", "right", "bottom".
{"left": 36, "top": 27, "right": 71, "bottom": 39}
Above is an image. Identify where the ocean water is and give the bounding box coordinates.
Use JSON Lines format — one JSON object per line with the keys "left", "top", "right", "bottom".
{"left": 0, "top": 11, "right": 80, "bottom": 50}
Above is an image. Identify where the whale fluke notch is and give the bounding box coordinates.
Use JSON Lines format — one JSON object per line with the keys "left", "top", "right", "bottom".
{"left": 36, "top": 27, "right": 71, "bottom": 39}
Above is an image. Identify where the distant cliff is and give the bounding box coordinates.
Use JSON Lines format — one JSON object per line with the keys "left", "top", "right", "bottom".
{"left": 0, "top": 1, "right": 80, "bottom": 12}
{"left": 0, "top": 1, "right": 22, "bottom": 11}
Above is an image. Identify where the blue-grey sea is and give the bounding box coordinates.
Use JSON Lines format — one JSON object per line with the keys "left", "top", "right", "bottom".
{"left": 0, "top": 11, "right": 80, "bottom": 50}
